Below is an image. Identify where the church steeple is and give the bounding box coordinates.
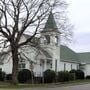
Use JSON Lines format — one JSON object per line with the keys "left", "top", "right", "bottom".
{"left": 41, "top": 12, "right": 60, "bottom": 33}
{"left": 40, "top": 12, "right": 60, "bottom": 46}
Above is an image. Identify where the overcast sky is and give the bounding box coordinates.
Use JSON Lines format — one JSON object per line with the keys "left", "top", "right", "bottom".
{"left": 67, "top": 0, "right": 90, "bottom": 52}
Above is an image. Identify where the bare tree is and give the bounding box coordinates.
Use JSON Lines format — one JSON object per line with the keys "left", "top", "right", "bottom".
{"left": 0, "top": 0, "right": 70, "bottom": 84}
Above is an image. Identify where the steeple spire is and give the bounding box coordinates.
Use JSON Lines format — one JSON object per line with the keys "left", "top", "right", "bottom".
{"left": 41, "top": 12, "right": 60, "bottom": 33}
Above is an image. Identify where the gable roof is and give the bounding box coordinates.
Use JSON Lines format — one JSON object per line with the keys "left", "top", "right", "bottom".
{"left": 60, "top": 45, "right": 79, "bottom": 63}
{"left": 38, "top": 47, "right": 52, "bottom": 59}
{"left": 78, "top": 52, "right": 90, "bottom": 64}
{"left": 60, "top": 45, "right": 90, "bottom": 64}
{"left": 41, "top": 12, "right": 60, "bottom": 33}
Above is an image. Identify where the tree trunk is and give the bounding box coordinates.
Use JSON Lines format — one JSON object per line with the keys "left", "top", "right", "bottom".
{"left": 11, "top": 44, "right": 19, "bottom": 85}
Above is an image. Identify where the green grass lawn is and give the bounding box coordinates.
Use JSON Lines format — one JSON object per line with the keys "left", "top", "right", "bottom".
{"left": 0, "top": 79, "right": 90, "bottom": 89}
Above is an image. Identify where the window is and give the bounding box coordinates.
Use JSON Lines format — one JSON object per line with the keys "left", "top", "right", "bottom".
{"left": 50, "top": 63, "right": 52, "bottom": 68}
{"left": 71, "top": 64, "right": 72, "bottom": 70}
{"left": 55, "top": 36, "right": 58, "bottom": 45}
{"left": 64, "top": 63, "right": 66, "bottom": 71}
{"left": 43, "top": 37, "right": 47, "bottom": 44}
{"left": 18, "top": 63, "right": 26, "bottom": 70}
{"left": 43, "top": 35, "right": 50, "bottom": 45}
{"left": 55, "top": 60, "right": 57, "bottom": 72}
{"left": 22, "top": 63, "right": 26, "bottom": 68}
{"left": 77, "top": 64, "right": 79, "bottom": 70}
{"left": 45, "top": 35, "right": 50, "bottom": 44}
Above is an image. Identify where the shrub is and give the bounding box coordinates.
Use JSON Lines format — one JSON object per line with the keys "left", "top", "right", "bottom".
{"left": 44, "top": 69, "right": 56, "bottom": 83}
{"left": 69, "top": 69, "right": 77, "bottom": 80}
{"left": 86, "top": 75, "right": 90, "bottom": 79}
{"left": 69, "top": 69, "right": 85, "bottom": 80}
{"left": 34, "top": 77, "right": 42, "bottom": 84}
{"left": 69, "top": 73, "right": 75, "bottom": 81}
{"left": 76, "top": 70, "right": 85, "bottom": 79}
{"left": 6, "top": 74, "right": 12, "bottom": 81}
{"left": 69, "top": 69, "right": 77, "bottom": 74}
{"left": 0, "top": 71, "right": 6, "bottom": 81}
{"left": 18, "top": 69, "right": 32, "bottom": 83}
{"left": 57, "top": 71, "right": 70, "bottom": 82}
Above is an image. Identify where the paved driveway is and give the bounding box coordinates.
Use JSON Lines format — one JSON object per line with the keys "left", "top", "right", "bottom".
{"left": 1, "top": 84, "right": 90, "bottom": 90}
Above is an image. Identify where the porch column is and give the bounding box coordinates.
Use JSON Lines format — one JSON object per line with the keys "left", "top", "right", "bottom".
{"left": 44, "top": 59, "right": 47, "bottom": 71}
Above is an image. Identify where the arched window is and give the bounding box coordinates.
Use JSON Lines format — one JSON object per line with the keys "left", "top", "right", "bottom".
{"left": 45, "top": 35, "right": 50, "bottom": 44}
{"left": 43, "top": 37, "right": 47, "bottom": 44}
{"left": 43, "top": 35, "right": 50, "bottom": 44}
{"left": 55, "top": 36, "right": 58, "bottom": 45}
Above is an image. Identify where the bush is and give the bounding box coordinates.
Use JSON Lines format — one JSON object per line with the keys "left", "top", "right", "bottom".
{"left": 44, "top": 69, "right": 56, "bottom": 83}
{"left": 57, "top": 71, "right": 70, "bottom": 82}
{"left": 86, "top": 75, "right": 90, "bottom": 79}
{"left": 69, "top": 69, "right": 85, "bottom": 80}
{"left": 18, "top": 69, "right": 32, "bottom": 83}
{"left": 69, "top": 69, "right": 77, "bottom": 74}
{"left": 69, "top": 69, "right": 77, "bottom": 80}
{"left": 0, "top": 71, "right": 6, "bottom": 81}
{"left": 76, "top": 70, "right": 85, "bottom": 79}
{"left": 34, "top": 77, "right": 42, "bottom": 84}
{"left": 6, "top": 74, "right": 12, "bottom": 81}
{"left": 69, "top": 73, "right": 75, "bottom": 81}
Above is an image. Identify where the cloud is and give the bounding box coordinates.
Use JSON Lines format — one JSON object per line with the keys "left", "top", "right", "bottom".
{"left": 67, "top": 0, "right": 90, "bottom": 52}
{"left": 69, "top": 32, "right": 90, "bottom": 52}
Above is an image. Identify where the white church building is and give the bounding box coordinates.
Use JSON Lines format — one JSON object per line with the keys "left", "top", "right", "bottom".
{"left": 0, "top": 12, "right": 90, "bottom": 77}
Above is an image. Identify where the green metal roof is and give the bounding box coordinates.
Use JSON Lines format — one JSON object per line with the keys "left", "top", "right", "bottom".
{"left": 41, "top": 12, "right": 59, "bottom": 33}
{"left": 60, "top": 45, "right": 79, "bottom": 63}
{"left": 60, "top": 45, "right": 90, "bottom": 64}
{"left": 78, "top": 52, "right": 90, "bottom": 64}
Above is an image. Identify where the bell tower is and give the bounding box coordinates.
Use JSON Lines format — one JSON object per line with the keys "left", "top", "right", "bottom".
{"left": 40, "top": 12, "right": 61, "bottom": 72}
{"left": 40, "top": 12, "right": 61, "bottom": 46}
